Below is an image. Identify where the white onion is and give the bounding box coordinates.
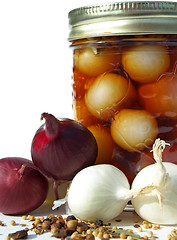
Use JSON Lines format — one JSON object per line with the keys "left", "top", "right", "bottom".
{"left": 53, "top": 164, "right": 131, "bottom": 222}
{"left": 131, "top": 139, "right": 177, "bottom": 225}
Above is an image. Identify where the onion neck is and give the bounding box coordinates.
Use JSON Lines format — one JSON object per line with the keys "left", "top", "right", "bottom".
{"left": 17, "top": 164, "right": 26, "bottom": 180}
{"left": 41, "top": 112, "right": 61, "bottom": 140}
{"left": 151, "top": 138, "right": 169, "bottom": 188}
{"left": 132, "top": 139, "right": 170, "bottom": 207}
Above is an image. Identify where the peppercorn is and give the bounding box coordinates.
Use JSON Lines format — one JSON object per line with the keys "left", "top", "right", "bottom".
{"left": 41, "top": 220, "right": 51, "bottom": 230}
{"left": 53, "top": 229, "right": 67, "bottom": 238}
{"left": 51, "top": 222, "right": 60, "bottom": 229}
{"left": 66, "top": 215, "right": 77, "bottom": 221}
{"left": 51, "top": 226, "right": 59, "bottom": 235}
{"left": 95, "top": 220, "right": 103, "bottom": 226}
{"left": 78, "top": 221, "right": 89, "bottom": 231}
{"left": 67, "top": 220, "right": 78, "bottom": 230}
{"left": 47, "top": 213, "right": 55, "bottom": 219}
{"left": 50, "top": 217, "right": 58, "bottom": 224}
{"left": 56, "top": 218, "right": 65, "bottom": 228}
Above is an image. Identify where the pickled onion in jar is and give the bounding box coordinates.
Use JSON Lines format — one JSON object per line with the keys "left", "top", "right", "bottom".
{"left": 110, "top": 109, "right": 158, "bottom": 151}
{"left": 139, "top": 72, "right": 177, "bottom": 119}
{"left": 88, "top": 124, "right": 115, "bottom": 165}
{"left": 74, "top": 47, "right": 120, "bottom": 77}
{"left": 122, "top": 45, "right": 170, "bottom": 83}
{"left": 85, "top": 73, "right": 136, "bottom": 120}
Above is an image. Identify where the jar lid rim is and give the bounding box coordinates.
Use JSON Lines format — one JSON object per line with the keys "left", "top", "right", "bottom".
{"left": 68, "top": 1, "right": 177, "bottom": 41}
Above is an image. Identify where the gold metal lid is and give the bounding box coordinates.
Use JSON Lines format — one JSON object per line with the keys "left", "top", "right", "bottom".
{"left": 68, "top": 1, "right": 177, "bottom": 41}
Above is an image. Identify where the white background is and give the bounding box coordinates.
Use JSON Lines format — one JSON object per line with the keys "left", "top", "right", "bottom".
{"left": 0, "top": 0, "right": 86, "bottom": 159}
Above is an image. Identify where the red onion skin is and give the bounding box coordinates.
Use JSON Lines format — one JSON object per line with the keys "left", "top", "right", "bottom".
{"left": 31, "top": 113, "right": 98, "bottom": 181}
{"left": 0, "top": 157, "right": 48, "bottom": 215}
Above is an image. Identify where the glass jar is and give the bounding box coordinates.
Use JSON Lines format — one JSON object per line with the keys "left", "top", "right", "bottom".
{"left": 68, "top": 1, "right": 177, "bottom": 184}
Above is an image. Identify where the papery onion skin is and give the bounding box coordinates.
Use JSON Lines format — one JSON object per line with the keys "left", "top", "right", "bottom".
{"left": 132, "top": 162, "right": 177, "bottom": 225}
{"left": 67, "top": 164, "right": 130, "bottom": 222}
{"left": 31, "top": 113, "right": 98, "bottom": 181}
{"left": 0, "top": 157, "right": 48, "bottom": 215}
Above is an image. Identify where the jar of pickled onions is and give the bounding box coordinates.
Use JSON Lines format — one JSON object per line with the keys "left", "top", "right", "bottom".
{"left": 68, "top": 1, "right": 177, "bottom": 184}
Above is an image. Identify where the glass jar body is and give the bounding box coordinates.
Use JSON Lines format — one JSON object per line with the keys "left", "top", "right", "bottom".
{"left": 71, "top": 35, "right": 177, "bottom": 184}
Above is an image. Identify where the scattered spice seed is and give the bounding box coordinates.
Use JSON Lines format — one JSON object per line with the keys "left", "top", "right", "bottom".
{"left": 150, "top": 237, "right": 156, "bottom": 240}
{"left": 92, "top": 231, "right": 98, "bottom": 237}
{"left": 143, "top": 223, "right": 148, "bottom": 229}
{"left": 148, "top": 223, "right": 152, "bottom": 228}
{"left": 171, "top": 230, "right": 177, "bottom": 237}
{"left": 10, "top": 220, "right": 16, "bottom": 226}
{"left": 171, "top": 237, "right": 177, "bottom": 240}
{"left": 127, "top": 236, "right": 134, "bottom": 240}
{"left": 41, "top": 220, "right": 51, "bottom": 230}
{"left": 115, "top": 219, "right": 122, "bottom": 222}
{"left": 0, "top": 220, "right": 5, "bottom": 226}
{"left": 95, "top": 220, "right": 103, "bottom": 226}
{"left": 134, "top": 224, "right": 140, "bottom": 228}
{"left": 20, "top": 224, "right": 26, "bottom": 227}
{"left": 147, "top": 231, "right": 153, "bottom": 236}
{"left": 47, "top": 214, "right": 55, "bottom": 219}
{"left": 67, "top": 220, "right": 78, "bottom": 230}
{"left": 167, "top": 234, "right": 172, "bottom": 240}
{"left": 97, "top": 232, "right": 103, "bottom": 239}
{"left": 6, "top": 213, "right": 163, "bottom": 240}
{"left": 152, "top": 225, "right": 157, "bottom": 230}
{"left": 87, "top": 229, "right": 92, "bottom": 235}
{"left": 71, "top": 232, "right": 79, "bottom": 239}
{"left": 103, "top": 233, "right": 110, "bottom": 238}
{"left": 112, "top": 226, "right": 118, "bottom": 230}
{"left": 120, "top": 232, "right": 127, "bottom": 239}
{"left": 143, "top": 236, "right": 148, "bottom": 240}
{"left": 142, "top": 221, "right": 148, "bottom": 225}
{"left": 114, "top": 229, "right": 142, "bottom": 240}
{"left": 28, "top": 215, "right": 35, "bottom": 221}
{"left": 156, "top": 224, "right": 160, "bottom": 229}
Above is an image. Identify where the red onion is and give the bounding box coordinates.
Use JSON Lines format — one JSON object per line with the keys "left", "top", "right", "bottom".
{"left": 0, "top": 157, "right": 48, "bottom": 215}
{"left": 31, "top": 113, "right": 98, "bottom": 198}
